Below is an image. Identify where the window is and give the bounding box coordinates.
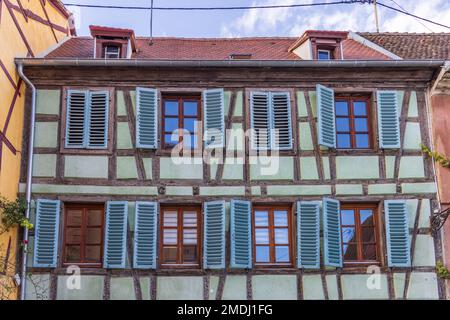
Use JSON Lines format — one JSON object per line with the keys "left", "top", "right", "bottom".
{"left": 317, "top": 49, "right": 331, "bottom": 60}
{"left": 160, "top": 206, "right": 201, "bottom": 268}
{"left": 252, "top": 206, "right": 293, "bottom": 267}
{"left": 340, "top": 203, "right": 380, "bottom": 265}
{"left": 335, "top": 96, "right": 372, "bottom": 149}
{"left": 103, "top": 45, "right": 121, "bottom": 58}
{"left": 63, "top": 204, "right": 105, "bottom": 267}
{"left": 162, "top": 95, "right": 201, "bottom": 150}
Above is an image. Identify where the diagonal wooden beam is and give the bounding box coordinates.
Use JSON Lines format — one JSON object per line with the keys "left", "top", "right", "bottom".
{"left": 39, "top": 0, "right": 58, "bottom": 43}
{"left": 0, "top": 59, "right": 19, "bottom": 92}
{"left": 16, "top": 0, "right": 28, "bottom": 22}
{"left": 4, "top": 0, "right": 34, "bottom": 57}
{"left": 0, "top": 0, "right": 3, "bottom": 25}
{"left": 0, "top": 130, "right": 16, "bottom": 154}
{"left": 3, "top": 78, "right": 23, "bottom": 134}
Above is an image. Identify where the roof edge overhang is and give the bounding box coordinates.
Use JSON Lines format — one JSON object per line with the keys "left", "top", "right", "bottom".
{"left": 15, "top": 58, "right": 445, "bottom": 69}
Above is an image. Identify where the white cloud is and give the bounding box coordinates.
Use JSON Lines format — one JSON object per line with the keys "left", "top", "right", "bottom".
{"left": 220, "top": 0, "right": 450, "bottom": 37}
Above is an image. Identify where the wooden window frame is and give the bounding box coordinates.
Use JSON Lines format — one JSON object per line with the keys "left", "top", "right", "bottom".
{"left": 340, "top": 203, "right": 382, "bottom": 267}
{"left": 102, "top": 44, "right": 121, "bottom": 59}
{"left": 335, "top": 95, "right": 373, "bottom": 150}
{"left": 62, "top": 203, "right": 105, "bottom": 268}
{"left": 159, "top": 205, "right": 202, "bottom": 269}
{"left": 95, "top": 39, "right": 128, "bottom": 58}
{"left": 161, "top": 94, "right": 202, "bottom": 153}
{"left": 252, "top": 205, "right": 294, "bottom": 268}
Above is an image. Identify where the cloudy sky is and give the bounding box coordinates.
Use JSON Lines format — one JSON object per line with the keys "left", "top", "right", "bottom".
{"left": 65, "top": 0, "right": 450, "bottom": 37}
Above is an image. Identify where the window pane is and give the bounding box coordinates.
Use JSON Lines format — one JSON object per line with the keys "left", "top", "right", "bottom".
{"left": 162, "top": 247, "right": 177, "bottom": 263}
{"left": 163, "top": 211, "right": 177, "bottom": 227}
{"left": 360, "top": 210, "right": 374, "bottom": 226}
{"left": 165, "top": 118, "right": 179, "bottom": 133}
{"left": 274, "top": 211, "right": 288, "bottom": 227}
{"left": 255, "top": 246, "right": 270, "bottom": 262}
{"left": 337, "top": 134, "right": 351, "bottom": 148}
{"left": 255, "top": 211, "right": 269, "bottom": 227}
{"left": 66, "top": 228, "right": 81, "bottom": 244}
{"left": 183, "top": 229, "right": 197, "bottom": 245}
{"left": 275, "top": 246, "right": 290, "bottom": 262}
{"left": 363, "top": 244, "right": 377, "bottom": 260}
{"left": 87, "top": 209, "right": 103, "bottom": 226}
{"left": 361, "top": 227, "right": 376, "bottom": 243}
{"left": 341, "top": 210, "right": 355, "bottom": 225}
{"left": 165, "top": 101, "right": 178, "bottom": 116}
{"left": 165, "top": 134, "right": 178, "bottom": 146}
{"left": 67, "top": 209, "right": 82, "bottom": 226}
{"left": 255, "top": 228, "right": 269, "bottom": 244}
{"left": 66, "top": 246, "right": 80, "bottom": 262}
{"left": 183, "top": 211, "right": 197, "bottom": 227}
{"left": 342, "top": 227, "right": 356, "bottom": 243}
{"left": 163, "top": 229, "right": 177, "bottom": 245}
{"left": 274, "top": 228, "right": 289, "bottom": 244}
{"left": 183, "top": 118, "right": 196, "bottom": 134}
{"left": 335, "top": 101, "right": 349, "bottom": 116}
{"left": 336, "top": 118, "right": 350, "bottom": 132}
{"left": 86, "top": 228, "right": 102, "bottom": 244}
{"left": 354, "top": 118, "right": 368, "bottom": 132}
{"left": 343, "top": 243, "right": 358, "bottom": 260}
{"left": 183, "top": 101, "right": 198, "bottom": 116}
{"left": 85, "top": 245, "right": 101, "bottom": 262}
{"left": 355, "top": 134, "right": 369, "bottom": 148}
{"left": 183, "top": 245, "right": 197, "bottom": 263}
{"left": 353, "top": 101, "right": 367, "bottom": 116}
{"left": 318, "top": 50, "right": 330, "bottom": 60}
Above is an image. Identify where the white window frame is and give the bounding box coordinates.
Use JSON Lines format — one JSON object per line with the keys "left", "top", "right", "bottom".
{"left": 317, "top": 49, "right": 331, "bottom": 60}
{"left": 103, "top": 45, "right": 121, "bottom": 59}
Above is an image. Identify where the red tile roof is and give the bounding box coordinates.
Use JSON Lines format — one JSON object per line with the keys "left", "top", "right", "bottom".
{"left": 45, "top": 36, "right": 390, "bottom": 60}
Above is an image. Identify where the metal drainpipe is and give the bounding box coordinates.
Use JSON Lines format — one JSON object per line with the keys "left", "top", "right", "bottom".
{"left": 17, "top": 63, "right": 36, "bottom": 300}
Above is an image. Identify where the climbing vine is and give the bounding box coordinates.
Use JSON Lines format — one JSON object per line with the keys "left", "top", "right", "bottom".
{"left": 436, "top": 261, "right": 450, "bottom": 279}
{"left": 421, "top": 144, "right": 450, "bottom": 168}
{"left": 0, "top": 196, "right": 33, "bottom": 235}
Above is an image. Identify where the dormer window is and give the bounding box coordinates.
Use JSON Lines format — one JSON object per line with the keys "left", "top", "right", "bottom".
{"left": 289, "top": 30, "right": 347, "bottom": 60}
{"left": 317, "top": 49, "right": 332, "bottom": 60}
{"left": 103, "top": 45, "right": 121, "bottom": 59}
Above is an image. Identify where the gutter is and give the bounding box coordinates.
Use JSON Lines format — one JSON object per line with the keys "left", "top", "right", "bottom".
{"left": 16, "top": 63, "right": 37, "bottom": 301}
{"left": 15, "top": 58, "right": 445, "bottom": 69}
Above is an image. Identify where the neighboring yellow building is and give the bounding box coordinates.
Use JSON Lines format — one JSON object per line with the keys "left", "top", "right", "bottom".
{"left": 0, "top": 0, "right": 72, "bottom": 299}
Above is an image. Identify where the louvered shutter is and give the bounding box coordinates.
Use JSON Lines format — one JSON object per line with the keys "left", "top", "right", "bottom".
{"left": 87, "top": 91, "right": 109, "bottom": 148}
{"left": 133, "top": 202, "right": 157, "bottom": 269}
{"left": 323, "top": 198, "right": 342, "bottom": 267}
{"left": 230, "top": 199, "right": 252, "bottom": 268}
{"left": 385, "top": 200, "right": 410, "bottom": 267}
{"left": 271, "top": 92, "right": 293, "bottom": 150}
{"left": 203, "top": 89, "right": 225, "bottom": 149}
{"left": 377, "top": 91, "right": 400, "bottom": 149}
{"left": 297, "top": 201, "right": 320, "bottom": 269}
{"left": 317, "top": 84, "right": 336, "bottom": 148}
{"left": 65, "top": 90, "right": 88, "bottom": 148}
{"left": 104, "top": 201, "right": 128, "bottom": 269}
{"left": 136, "top": 87, "right": 158, "bottom": 149}
{"left": 33, "top": 199, "right": 61, "bottom": 268}
{"left": 250, "top": 92, "right": 270, "bottom": 150}
{"left": 203, "top": 201, "right": 226, "bottom": 269}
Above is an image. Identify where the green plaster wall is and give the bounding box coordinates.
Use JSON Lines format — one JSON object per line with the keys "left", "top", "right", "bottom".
{"left": 341, "top": 274, "right": 389, "bottom": 299}
{"left": 224, "top": 91, "right": 232, "bottom": 115}
{"left": 385, "top": 156, "right": 395, "bottom": 179}
{"left": 402, "top": 182, "right": 436, "bottom": 194}
{"left": 322, "top": 157, "right": 330, "bottom": 180}
{"left": 25, "top": 274, "right": 50, "bottom": 300}
{"left": 166, "top": 186, "right": 193, "bottom": 196}
{"left": 251, "top": 186, "right": 261, "bottom": 196}
{"left": 34, "top": 122, "right": 58, "bottom": 148}
{"left": 156, "top": 276, "right": 203, "bottom": 300}
{"left": 308, "top": 91, "right": 317, "bottom": 117}
{"left": 335, "top": 184, "right": 363, "bottom": 195}
{"left": 336, "top": 156, "right": 379, "bottom": 179}
{"left": 299, "top": 122, "right": 314, "bottom": 150}
{"left": 222, "top": 275, "right": 247, "bottom": 300}
{"left": 325, "top": 275, "right": 339, "bottom": 300}
{"left": 267, "top": 185, "right": 331, "bottom": 196}
{"left": 208, "top": 276, "right": 220, "bottom": 300}
{"left": 160, "top": 157, "right": 203, "bottom": 179}
{"left": 64, "top": 155, "right": 109, "bottom": 178}
{"left": 36, "top": 89, "right": 60, "bottom": 115}
{"left": 393, "top": 273, "right": 406, "bottom": 299}
{"left": 300, "top": 157, "right": 318, "bottom": 180}
{"left": 408, "top": 91, "right": 418, "bottom": 117}
{"left": 129, "top": 90, "right": 136, "bottom": 115}
{"left": 302, "top": 275, "right": 324, "bottom": 299}
{"left": 210, "top": 158, "right": 244, "bottom": 180}
{"left": 116, "top": 90, "right": 127, "bottom": 116}
{"left": 117, "top": 122, "right": 133, "bottom": 149}
{"left": 297, "top": 91, "right": 307, "bottom": 117}
{"left": 23, "top": 183, "right": 157, "bottom": 195}
{"left": 412, "top": 235, "right": 436, "bottom": 267}
{"left": 227, "top": 124, "right": 245, "bottom": 152}
{"left": 403, "top": 122, "right": 421, "bottom": 150}
{"left": 250, "top": 156, "right": 294, "bottom": 180}
{"left": 251, "top": 275, "right": 297, "bottom": 300}
{"left": 56, "top": 275, "right": 103, "bottom": 300}
{"left": 407, "top": 273, "right": 439, "bottom": 299}
{"left": 110, "top": 277, "right": 135, "bottom": 300}
{"left": 143, "top": 158, "right": 152, "bottom": 179}
{"left": 398, "top": 156, "right": 425, "bottom": 178}
{"left": 234, "top": 91, "right": 243, "bottom": 117}
{"left": 396, "top": 91, "right": 405, "bottom": 115}
{"left": 200, "top": 186, "right": 245, "bottom": 196}
{"left": 368, "top": 183, "right": 396, "bottom": 195}
{"left": 32, "top": 154, "right": 56, "bottom": 177}
{"left": 117, "top": 156, "right": 138, "bottom": 179}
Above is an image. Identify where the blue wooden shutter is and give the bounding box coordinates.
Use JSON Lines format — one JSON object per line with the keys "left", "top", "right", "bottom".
{"left": 136, "top": 87, "right": 158, "bottom": 149}
{"left": 87, "top": 91, "right": 109, "bottom": 148}
{"left": 317, "top": 84, "right": 336, "bottom": 148}
{"left": 297, "top": 201, "right": 320, "bottom": 269}
{"left": 377, "top": 91, "right": 400, "bottom": 149}
{"left": 104, "top": 201, "right": 128, "bottom": 269}
{"left": 250, "top": 92, "right": 270, "bottom": 151}
{"left": 323, "top": 198, "right": 342, "bottom": 267}
{"left": 203, "top": 89, "right": 225, "bottom": 149}
{"left": 133, "top": 202, "right": 157, "bottom": 269}
{"left": 33, "top": 199, "right": 61, "bottom": 268}
{"left": 385, "top": 200, "right": 410, "bottom": 267}
{"left": 203, "top": 201, "right": 226, "bottom": 269}
{"left": 65, "top": 90, "right": 88, "bottom": 148}
{"left": 230, "top": 199, "right": 252, "bottom": 268}
{"left": 271, "top": 92, "right": 293, "bottom": 150}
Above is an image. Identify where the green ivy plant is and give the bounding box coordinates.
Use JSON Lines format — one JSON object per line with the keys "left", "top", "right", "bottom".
{"left": 421, "top": 144, "right": 450, "bottom": 168}
{"left": 0, "top": 196, "right": 33, "bottom": 234}
{"left": 436, "top": 261, "right": 450, "bottom": 279}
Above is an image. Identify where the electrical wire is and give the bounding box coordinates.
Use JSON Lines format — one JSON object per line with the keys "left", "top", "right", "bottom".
{"left": 389, "top": 0, "right": 434, "bottom": 32}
